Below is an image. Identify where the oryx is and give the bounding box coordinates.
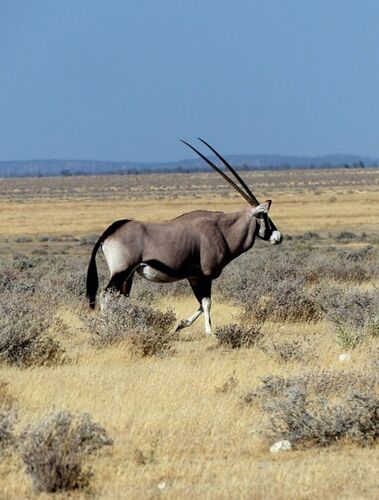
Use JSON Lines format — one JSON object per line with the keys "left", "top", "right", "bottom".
{"left": 86, "top": 138, "right": 282, "bottom": 335}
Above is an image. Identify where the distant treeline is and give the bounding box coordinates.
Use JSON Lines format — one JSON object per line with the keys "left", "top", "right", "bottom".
{"left": 0, "top": 156, "right": 378, "bottom": 178}
{"left": 59, "top": 162, "right": 374, "bottom": 177}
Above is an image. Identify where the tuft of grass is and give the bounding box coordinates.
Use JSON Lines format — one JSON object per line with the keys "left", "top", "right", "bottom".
{"left": 215, "top": 372, "right": 239, "bottom": 394}
{"left": 134, "top": 431, "right": 161, "bottom": 465}
{"left": 336, "top": 327, "right": 361, "bottom": 349}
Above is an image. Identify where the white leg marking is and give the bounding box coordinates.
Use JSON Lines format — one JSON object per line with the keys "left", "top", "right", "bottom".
{"left": 202, "top": 297, "right": 214, "bottom": 336}
{"left": 175, "top": 307, "right": 203, "bottom": 332}
{"left": 186, "top": 308, "right": 203, "bottom": 325}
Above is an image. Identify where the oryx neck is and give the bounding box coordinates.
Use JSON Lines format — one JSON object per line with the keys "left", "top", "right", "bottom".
{"left": 218, "top": 208, "right": 257, "bottom": 258}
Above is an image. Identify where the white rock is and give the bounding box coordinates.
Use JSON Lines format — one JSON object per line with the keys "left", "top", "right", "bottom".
{"left": 339, "top": 353, "right": 351, "bottom": 362}
{"left": 157, "top": 481, "right": 167, "bottom": 491}
{"left": 270, "top": 440, "right": 292, "bottom": 453}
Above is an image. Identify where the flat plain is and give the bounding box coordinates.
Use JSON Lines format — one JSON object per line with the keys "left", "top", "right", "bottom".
{"left": 0, "top": 168, "right": 378, "bottom": 499}
{"left": 1, "top": 168, "right": 378, "bottom": 239}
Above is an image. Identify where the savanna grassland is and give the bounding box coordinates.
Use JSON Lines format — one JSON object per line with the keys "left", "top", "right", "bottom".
{"left": 0, "top": 168, "right": 378, "bottom": 499}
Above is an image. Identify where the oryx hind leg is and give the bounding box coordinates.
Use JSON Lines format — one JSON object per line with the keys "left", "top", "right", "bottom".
{"left": 105, "top": 268, "right": 132, "bottom": 293}
{"left": 175, "top": 306, "right": 203, "bottom": 332}
{"left": 121, "top": 276, "right": 133, "bottom": 297}
{"left": 100, "top": 267, "right": 136, "bottom": 310}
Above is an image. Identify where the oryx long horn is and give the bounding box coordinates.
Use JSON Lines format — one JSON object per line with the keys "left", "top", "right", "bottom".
{"left": 181, "top": 140, "right": 255, "bottom": 206}
{"left": 197, "top": 138, "right": 260, "bottom": 206}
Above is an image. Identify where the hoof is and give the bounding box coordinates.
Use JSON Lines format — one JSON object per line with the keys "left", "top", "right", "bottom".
{"left": 175, "top": 320, "right": 188, "bottom": 332}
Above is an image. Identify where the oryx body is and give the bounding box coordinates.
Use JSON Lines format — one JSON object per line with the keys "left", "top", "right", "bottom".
{"left": 86, "top": 139, "right": 282, "bottom": 335}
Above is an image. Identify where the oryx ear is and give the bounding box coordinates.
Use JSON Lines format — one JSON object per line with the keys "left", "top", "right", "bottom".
{"left": 251, "top": 200, "right": 271, "bottom": 217}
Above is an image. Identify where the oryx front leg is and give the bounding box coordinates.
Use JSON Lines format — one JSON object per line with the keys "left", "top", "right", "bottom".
{"left": 188, "top": 277, "right": 214, "bottom": 336}
{"left": 175, "top": 306, "right": 203, "bottom": 332}
{"left": 201, "top": 297, "right": 214, "bottom": 336}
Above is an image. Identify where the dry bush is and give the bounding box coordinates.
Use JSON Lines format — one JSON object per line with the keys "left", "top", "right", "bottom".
{"left": 88, "top": 292, "right": 176, "bottom": 356}
{"left": 20, "top": 410, "right": 113, "bottom": 493}
{"left": 0, "top": 409, "right": 16, "bottom": 453}
{"left": 217, "top": 244, "right": 376, "bottom": 313}
{"left": 0, "top": 255, "right": 87, "bottom": 306}
{"left": 15, "top": 236, "right": 33, "bottom": 243}
{"left": 244, "top": 370, "right": 379, "bottom": 448}
{"left": 0, "top": 292, "right": 64, "bottom": 367}
{"left": 0, "top": 381, "right": 17, "bottom": 453}
{"left": 216, "top": 243, "right": 376, "bottom": 331}
{"left": 304, "top": 247, "right": 375, "bottom": 284}
{"left": 217, "top": 250, "right": 319, "bottom": 323}
{"left": 36, "top": 257, "right": 87, "bottom": 305}
{"left": 31, "top": 248, "right": 49, "bottom": 256}
{"left": 245, "top": 370, "right": 379, "bottom": 404}
{"left": 335, "top": 230, "right": 359, "bottom": 241}
{"left": 79, "top": 234, "right": 99, "bottom": 246}
{"left": 37, "top": 235, "right": 51, "bottom": 242}
{"left": 215, "top": 324, "right": 262, "bottom": 349}
{"left": 265, "top": 389, "right": 378, "bottom": 448}
{"left": 259, "top": 338, "right": 313, "bottom": 363}
{"left": 297, "top": 231, "right": 321, "bottom": 241}
{"left": 0, "top": 256, "right": 39, "bottom": 295}
{"left": 240, "top": 275, "right": 319, "bottom": 324}
{"left": 312, "top": 285, "right": 379, "bottom": 347}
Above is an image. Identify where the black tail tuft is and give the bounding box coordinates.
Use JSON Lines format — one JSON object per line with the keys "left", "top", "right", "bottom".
{"left": 86, "top": 245, "right": 100, "bottom": 309}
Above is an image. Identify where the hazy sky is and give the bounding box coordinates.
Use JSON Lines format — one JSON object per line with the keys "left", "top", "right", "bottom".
{"left": 1, "top": 1, "right": 379, "bottom": 162}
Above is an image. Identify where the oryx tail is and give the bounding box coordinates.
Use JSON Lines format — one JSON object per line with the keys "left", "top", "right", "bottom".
{"left": 86, "top": 219, "right": 130, "bottom": 308}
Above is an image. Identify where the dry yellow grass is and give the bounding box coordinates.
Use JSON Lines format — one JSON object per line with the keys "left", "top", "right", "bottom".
{"left": 1, "top": 311, "right": 378, "bottom": 499}
{"left": 0, "top": 168, "right": 378, "bottom": 238}
{"left": 1, "top": 190, "right": 379, "bottom": 238}
{"left": 0, "top": 170, "right": 378, "bottom": 499}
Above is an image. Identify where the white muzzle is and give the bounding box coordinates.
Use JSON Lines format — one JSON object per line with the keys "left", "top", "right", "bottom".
{"left": 270, "top": 231, "right": 282, "bottom": 245}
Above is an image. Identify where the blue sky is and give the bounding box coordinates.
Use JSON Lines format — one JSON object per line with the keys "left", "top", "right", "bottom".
{"left": 1, "top": 1, "right": 379, "bottom": 162}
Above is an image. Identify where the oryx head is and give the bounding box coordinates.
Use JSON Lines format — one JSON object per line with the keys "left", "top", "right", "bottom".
{"left": 181, "top": 138, "right": 283, "bottom": 245}
{"left": 251, "top": 200, "right": 282, "bottom": 245}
